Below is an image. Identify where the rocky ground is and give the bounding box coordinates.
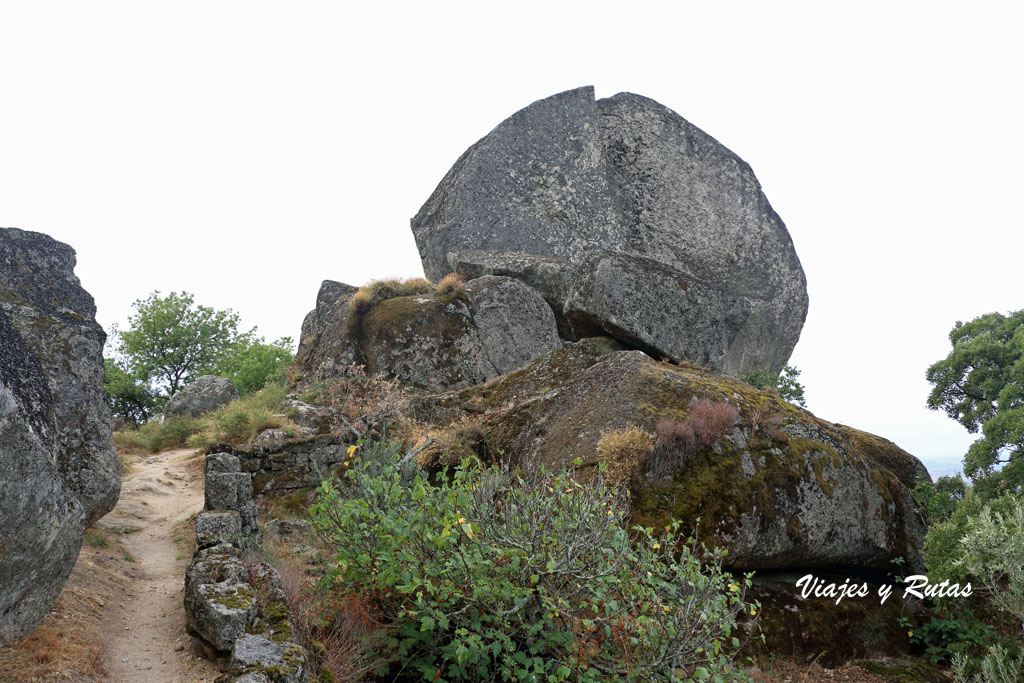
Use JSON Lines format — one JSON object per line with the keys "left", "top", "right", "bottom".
{"left": 0, "top": 448, "right": 220, "bottom": 682}
{"left": 0, "top": 444, "right": 930, "bottom": 681}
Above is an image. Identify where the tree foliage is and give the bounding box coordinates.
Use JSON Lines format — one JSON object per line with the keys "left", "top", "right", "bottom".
{"left": 108, "top": 291, "right": 294, "bottom": 417}
{"left": 118, "top": 291, "right": 251, "bottom": 396}
{"left": 912, "top": 474, "right": 968, "bottom": 526}
{"left": 218, "top": 336, "right": 294, "bottom": 394}
{"left": 926, "top": 310, "right": 1024, "bottom": 496}
{"left": 102, "top": 357, "right": 158, "bottom": 426}
{"left": 741, "top": 365, "right": 806, "bottom": 407}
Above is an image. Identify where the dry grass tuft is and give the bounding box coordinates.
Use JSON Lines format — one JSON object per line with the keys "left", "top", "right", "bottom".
{"left": 434, "top": 272, "right": 467, "bottom": 297}
{"left": 261, "top": 536, "right": 387, "bottom": 681}
{"left": 595, "top": 426, "right": 654, "bottom": 485}
{"left": 348, "top": 277, "right": 434, "bottom": 318}
{"left": 415, "top": 419, "right": 492, "bottom": 471}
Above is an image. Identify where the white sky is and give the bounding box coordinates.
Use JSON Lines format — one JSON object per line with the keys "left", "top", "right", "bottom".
{"left": 3, "top": 2, "right": 1022, "bottom": 479}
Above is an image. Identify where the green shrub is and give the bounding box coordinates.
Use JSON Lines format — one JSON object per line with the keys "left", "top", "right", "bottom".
{"left": 910, "top": 607, "right": 995, "bottom": 664}
{"left": 952, "top": 643, "right": 1024, "bottom": 683}
{"left": 113, "top": 427, "right": 148, "bottom": 453}
{"left": 201, "top": 385, "right": 292, "bottom": 445}
{"left": 932, "top": 492, "right": 1024, "bottom": 681}
{"left": 911, "top": 474, "right": 967, "bottom": 526}
{"left": 924, "top": 489, "right": 1022, "bottom": 585}
{"left": 114, "top": 416, "right": 202, "bottom": 453}
{"left": 219, "top": 337, "right": 295, "bottom": 394}
{"left": 310, "top": 441, "right": 756, "bottom": 681}
{"left": 956, "top": 494, "right": 1024, "bottom": 627}
{"left": 740, "top": 365, "right": 806, "bottom": 407}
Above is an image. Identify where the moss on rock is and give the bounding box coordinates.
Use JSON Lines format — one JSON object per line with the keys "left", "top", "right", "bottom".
{"left": 402, "top": 338, "right": 928, "bottom": 573}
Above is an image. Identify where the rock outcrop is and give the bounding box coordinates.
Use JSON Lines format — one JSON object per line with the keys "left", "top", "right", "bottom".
{"left": 0, "top": 227, "right": 120, "bottom": 643}
{"left": 448, "top": 250, "right": 579, "bottom": 339}
{"left": 292, "top": 276, "right": 562, "bottom": 392}
{"left": 294, "top": 280, "right": 360, "bottom": 382}
{"left": 165, "top": 375, "right": 240, "bottom": 418}
{"left": 412, "top": 87, "right": 808, "bottom": 376}
{"left": 407, "top": 338, "right": 928, "bottom": 573}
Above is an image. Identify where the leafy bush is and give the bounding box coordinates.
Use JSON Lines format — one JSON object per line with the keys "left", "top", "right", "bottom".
{"left": 910, "top": 607, "right": 995, "bottom": 664}
{"left": 740, "top": 366, "right": 806, "bottom": 407}
{"left": 924, "top": 493, "right": 1024, "bottom": 681}
{"left": 952, "top": 642, "right": 1024, "bottom": 683}
{"left": 132, "top": 415, "right": 203, "bottom": 452}
{"left": 912, "top": 474, "right": 967, "bottom": 525}
{"left": 956, "top": 495, "right": 1024, "bottom": 627}
{"left": 924, "top": 489, "right": 1022, "bottom": 585}
{"left": 646, "top": 400, "right": 739, "bottom": 480}
{"left": 310, "top": 441, "right": 756, "bottom": 681}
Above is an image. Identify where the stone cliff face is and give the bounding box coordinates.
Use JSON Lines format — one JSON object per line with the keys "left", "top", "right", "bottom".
{"left": 0, "top": 227, "right": 120, "bottom": 643}
{"left": 412, "top": 87, "right": 808, "bottom": 376}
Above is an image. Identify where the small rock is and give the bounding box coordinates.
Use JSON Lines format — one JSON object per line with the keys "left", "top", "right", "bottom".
{"left": 165, "top": 375, "right": 239, "bottom": 419}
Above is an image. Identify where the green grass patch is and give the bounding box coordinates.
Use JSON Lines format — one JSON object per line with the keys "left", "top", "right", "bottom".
{"left": 83, "top": 530, "right": 110, "bottom": 548}
{"left": 112, "top": 381, "right": 298, "bottom": 452}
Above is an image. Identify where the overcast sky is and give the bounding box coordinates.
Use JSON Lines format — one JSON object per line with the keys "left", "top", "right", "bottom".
{"left": 3, "top": 2, "right": 1021, "bottom": 479}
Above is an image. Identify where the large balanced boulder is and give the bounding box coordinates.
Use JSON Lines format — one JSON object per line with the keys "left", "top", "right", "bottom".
{"left": 292, "top": 276, "right": 562, "bottom": 392}
{"left": 412, "top": 86, "right": 808, "bottom": 376}
{"left": 407, "top": 338, "right": 928, "bottom": 573}
{"left": 166, "top": 375, "right": 239, "bottom": 418}
{"left": 0, "top": 227, "right": 120, "bottom": 643}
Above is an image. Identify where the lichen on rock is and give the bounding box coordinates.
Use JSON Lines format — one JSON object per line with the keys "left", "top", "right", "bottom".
{"left": 0, "top": 227, "right": 120, "bottom": 643}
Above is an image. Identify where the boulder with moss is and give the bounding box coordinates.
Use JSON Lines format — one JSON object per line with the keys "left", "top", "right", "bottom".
{"left": 406, "top": 337, "right": 928, "bottom": 573}
{"left": 292, "top": 275, "right": 562, "bottom": 392}
{"left": 0, "top": 228, "right": 120, "bottom": 643}
{"left": 223, "top": 634, "right": 310, "bottom": 683}
{"left": 411, "top": 86, "right": 808, "bottom": 376}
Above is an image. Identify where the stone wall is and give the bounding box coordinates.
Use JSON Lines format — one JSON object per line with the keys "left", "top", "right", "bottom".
{"left": 184, "top": 449, "right": 311, "bottom": 682}
{"left": 209, "top": 435, "right": 353, "bottom": 497}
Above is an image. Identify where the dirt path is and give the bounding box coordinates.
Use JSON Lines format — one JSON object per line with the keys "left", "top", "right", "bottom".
{"left": 97, "top": 448, "right": 219, "bottom": 682}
